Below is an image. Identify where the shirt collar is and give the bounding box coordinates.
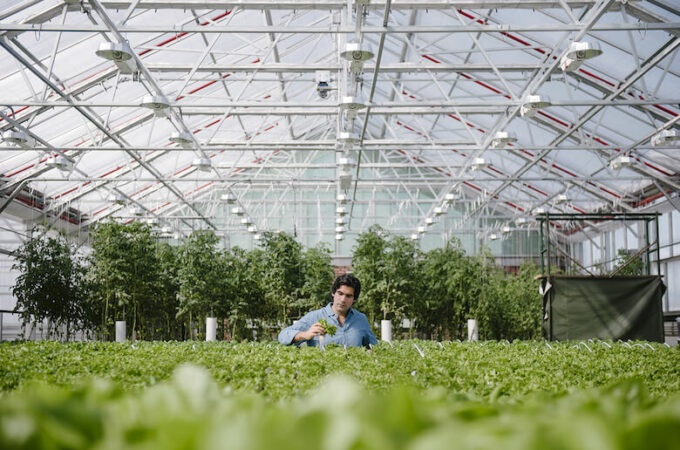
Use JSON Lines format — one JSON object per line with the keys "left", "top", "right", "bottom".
{"left": 324, "top": 302, "right": 354, "bottom": 319}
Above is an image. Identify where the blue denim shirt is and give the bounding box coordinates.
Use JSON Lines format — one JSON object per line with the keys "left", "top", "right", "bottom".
{"left": 278, "top": 303, "right": 377, "bottom": 348}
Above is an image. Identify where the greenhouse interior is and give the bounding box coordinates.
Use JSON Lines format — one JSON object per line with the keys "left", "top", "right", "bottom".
{"left": 0, "top": 1, "right": 680, "bottom": 448}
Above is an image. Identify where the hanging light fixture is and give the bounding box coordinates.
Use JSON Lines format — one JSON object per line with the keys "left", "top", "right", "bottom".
{"left": 140, "top": 95, "right": 170, "bottom": 116}
{"left": 470, "top": 157, "right": 489, "bottom": 171}
{"left": 520, "top": 95, "right": 550, "bottom": 118}
{"left": 337, "top": 193, "right": 352, "bottom": 204}
{"left": 610, "top": 155, "right": 633, "bottom": 170}
{"left": 231, "top": 206, "right": 245, "bottom": 216}
{"left": 560, "top": 41, "right": 603, "bottom": 72}
{"left": 107, "top": 192, "right": 126, "bottom": 205}
{"left": 335, "top": 234, "right": 344, "bottom": 241}
{"left": 337, "top": 131, "right": 359, "bottom": 147}
{"left": 502, "top": 225, "right": 512, "bottom": 234}
{"left": 433, "top": 207, "right": 444, "bottom": 216}
{"left": 650, "top": 129, "right": 680, "bottom": 147}
{"left": 417, "top": 226, "right": 426, "bottom": 234}
{"left": 46, "top": 154, "right": 72, "bottom": 172}
{"left": 247, "top": 225, "right": 258, "bottom": 233}
{"left": 169, "top": 132, "right": 193, "bottom": 147}
{"left": 2, "top": 130, "right": 35, "bottom": 148}
{"left": 515, "top": 217, "right": 528, "bottom": 226}
{"left": 490, "top": 131, "right": 517, "bottom": 148}
{"left": 95, "top": 42, "right": 138, "bottom": 74}
{"left": 241, "top": 217, "right": 253, "bottom": 226}
{"left": 554, "top": 194, "right": 569, "bottom": 205}
{"left": 221, "top": 193, "right": 237, "bottom": 203}
{"left": 489, "top": 233, "right": 499, "bottom": 241}
{"left": 335, "top": 226, "right": 346, "bottom": 233}
{"left": 410, "top": 234, "right": 419, "bottom": 240}
{"left": 192, "top": 157, "right": 212, "bottom": 172}
{"left": 340, "top": 96, "right": 367, "bottom": 112}
{"left": 340, "top": 42, "right": 374, "bottom": 73}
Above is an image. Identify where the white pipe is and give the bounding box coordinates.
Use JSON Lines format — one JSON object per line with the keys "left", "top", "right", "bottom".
{"left": 467, "top": 319, "right": 478, "bottom": 341}
{"left": 381, "top": 320, "right": 392, "bottom": 343}
{"left": 115, "top": 321, "right": 126, "bottom": 342}
{"left": 206, "top": 317, "right": 217, "bottom": 342}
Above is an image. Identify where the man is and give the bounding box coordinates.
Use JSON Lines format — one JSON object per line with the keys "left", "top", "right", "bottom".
{"left": 278, "top": 273, "right": 377, "bottom": 348}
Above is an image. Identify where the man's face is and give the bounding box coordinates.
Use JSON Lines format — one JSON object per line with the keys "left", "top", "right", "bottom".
{"left": 332, "top": 284, "right": 355, "bottom": 315}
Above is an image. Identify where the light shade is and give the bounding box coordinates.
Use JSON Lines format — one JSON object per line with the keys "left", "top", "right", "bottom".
{"left": 169, "top": 132, "right": 193, "bottom": 147}
{"left": 433, "top": 207, "right": 444, "bottom": 216}
{"left": 560, "top": 41, "right": 603, "bottom": 71}
{"left": 2, "top": 131, "right": 35, "bottom": 147}
{"left": 555, "top": 194, "right": 568, "bottom": 204}
{"left": 471, "top": 157, "right": 489, "bottom": 171}
{"left": 231, "top": 206, "right": 245, "bottom": 215}
{"left": 336, "top": 217, "right": 347, "bottom": 225}
{"left": 95, "top": 42, "right": 134, "bottom": 62}
{"left": 489, "top": 233, "right": 499, "bottom": 241}
{"left": 610, "top": 155, "right": 633, "bottom": 170}
{"left": 247, "top": 225, "right": 258, "bottom": 233}
{"left": 241, "top": 217, "right": 253, "bottom": 226}
{"left": 335, "top": 234, "right": 344, "bottom": 241}
{"left": 410, "top": 234, "right": 419, "bottom": 240}
{"left": 221, "top": 193, "right": 237, "bottom": 203}
{"left": 340, "top": 96, "right": 367, "bottom": 111}
{"left": 502, "top": 225, "right": 512, "bottom": 234}
{"left": 425, "top": 217, "right": 435, "bottom": 226}
{"left": 46, "top": 154, "right": 72, "bottom": 172}
{"left": 338, "top": 157, "right": 356, "bottom": 168}
{"left": 336, "top": 206, "right": 348, "bottom": 216}
{"left": 490, "top": 131, "right": 517, "bottom": 148}
{"left": 337, "top": 194, "right": 352, "bottom": 204}
{"left": 340, "top": 43, "right": 374, "bottom": 62}
{"left": 107, "top": 192, "right": 126, "bottom": 205}
{"left": 651, "top": 129, "right": 679, "bottom": 147}
{"left": 417, "top": 226, "right": 426, "bottom": 234}
{"left": 192, "top": 157, "right": 212, "bottom": 172}
{"left": 140, "top": 95, "right": 170, "bottom": 113}
{"left": 335, "top": 226, "right": 346, "bottom": 233}
{"left": 337, "top": 131, "right": 359, "bottom": 145}
{"left": 520, "top": 95, "right": 550, "bottom": 117}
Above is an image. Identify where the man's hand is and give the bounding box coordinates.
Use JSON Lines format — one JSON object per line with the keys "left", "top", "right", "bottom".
{"left": 293, "top": 322, "right": 325, "bottom": 342}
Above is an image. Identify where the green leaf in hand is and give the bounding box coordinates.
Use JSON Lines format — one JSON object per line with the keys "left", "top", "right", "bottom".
{"left": 318, "top": 318, "right": 337, "bottom": 336}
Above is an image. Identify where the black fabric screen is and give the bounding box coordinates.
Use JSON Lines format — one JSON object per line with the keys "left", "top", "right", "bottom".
{"left": 542, "top": 276, "right": 665, "bottom": 342}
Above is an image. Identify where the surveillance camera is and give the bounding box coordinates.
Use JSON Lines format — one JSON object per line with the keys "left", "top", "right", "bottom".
{"left": 317, "top": 81, "right": 329, "bottom": 98}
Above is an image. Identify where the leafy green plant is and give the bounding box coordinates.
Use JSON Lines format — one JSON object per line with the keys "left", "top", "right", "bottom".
{"left": 318, "top": 318, "right": 337, "bottom": 336}
{"left": 87, "top": 222, "right": 162, "bottom": 340}
{"left": 258, "top": 231, "right": 304, "bottom": 325}
{"left": 10, "top": 226, "right": 86, "bottom": 341}
{"left": 176, "top": 230, "right": 226, "bottom": 339}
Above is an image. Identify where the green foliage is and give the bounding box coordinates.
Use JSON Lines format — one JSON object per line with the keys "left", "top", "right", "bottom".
{"left": 318, "top": 318, "right": 337, "bottom": 336}
{"left": 614, "top": 249, "right": 645, "bottom": 276}
{"left": 353, "top": 226, "right": 421, "bottom": 325}
{"left": 352, "top": 225, "right": 389, "bottom": 325}
{"left": 1, "top": 340, "right": 678, "bottom": 400}
{"left": 1, "top": 363, "right": 680, "bottom": 450}
{"left": 87, "top": 222, "right": 167, "bottom": 340}
{"left": 176, "top": 230, "right": 225, "bottom": 322}
{"left": 258, "top": 231, "right": 305, "bottom": 323}
{"left": 10, "top": 227, "right": 87, "bottom": 340}
{"left": 1, "top": 342, "right": 680, "bottom": 450}
{"left": 300, "top": 244, "right": 335, "bottom": 309}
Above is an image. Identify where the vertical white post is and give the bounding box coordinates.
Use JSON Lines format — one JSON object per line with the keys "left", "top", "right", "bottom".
{"left": 467, "top": 319, "right": 478, "bottom": 341}
{"left": 115, "top": 321, "right": 126, "bottom": 342}
{"left": 381, "top": 319, "right": 392, "bottom": 343}
{"left": 206, "top": 317, "right": 217, "bottom": 342}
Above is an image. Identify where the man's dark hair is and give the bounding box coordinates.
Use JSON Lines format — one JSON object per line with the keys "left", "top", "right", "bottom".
{"left": 331, "top": 273, "right": 361, "bottom": 300}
